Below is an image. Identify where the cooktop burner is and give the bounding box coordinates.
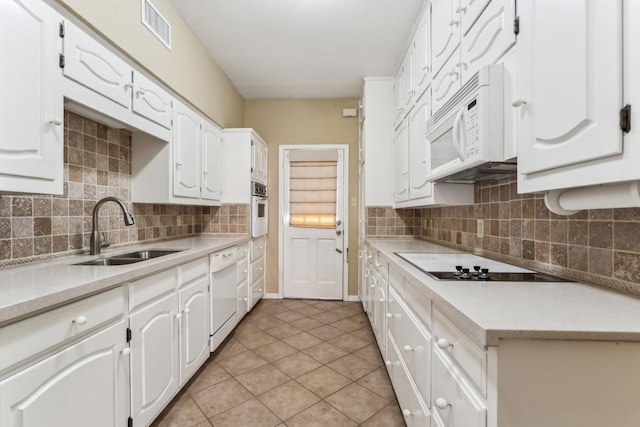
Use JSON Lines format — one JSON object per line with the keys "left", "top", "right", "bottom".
{"left": 394, "top": 252, "right": 572, "bottom": 282}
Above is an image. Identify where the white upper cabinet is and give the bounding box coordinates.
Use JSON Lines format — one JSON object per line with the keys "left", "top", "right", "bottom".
{"left": 393, "top": 122, "right": 410, "bottom": 203}
{"left": 401, "top": 50, "right": 415, "bottom": 113}
{"left": 132, "top": 71, "right": 172, "bottom": 130}
{"left": 251, "top": 136, "right": 268, "bottom": 185}
{"left": 408, "top": 92, "right": 433, "bottom": 201}
{"left": 0, "top": 0, "right": 63, "bottom": 195}
{"left": 202, "top": 120, "right": 223, "bottom": 201}
{"left": 413, "top": 11, "right": 432, "bottom": 102}
{"left": 431, "top": 0, "right": 461, "bottom": 77}
{"left": 393, "top": 70, "right": 404, "bottom": 129}
{"left": 173, "top": 99, "right": 202, "bottom": 199}
{"left": 431, "top": 47, "right": 462, "bottom": 114}
{"left": 516, "top": 0, "right": 623, "bottom": 180}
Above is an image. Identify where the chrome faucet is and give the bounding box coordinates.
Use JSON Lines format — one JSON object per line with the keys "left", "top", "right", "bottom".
{"left": 90, "top": 197, "right": 135, "bottom": 255}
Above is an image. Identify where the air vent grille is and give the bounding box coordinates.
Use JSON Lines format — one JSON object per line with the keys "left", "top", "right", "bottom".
{"left": 141, "top": 0, "right": 171, "bottom": 50}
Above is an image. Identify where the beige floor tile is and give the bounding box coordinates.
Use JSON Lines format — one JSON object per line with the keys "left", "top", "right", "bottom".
{"left": 273, "top": 310, "right": 307, "bottom": 322}
{"left": 329, "top": 332, "right": 370, "bottom": 352}
{"left": 272, "top": 351, "right": 322, "bottom": 378}
{"left": 236, "top": 329, "right": 278, "bottom": 349}
{"left": 263, "top": 323, "right": 303, "bottom": 339}
{"left": 152, "top": 395, "right": 206, "bottom": 427}
{"left": 357, "top": 366, "right": 397, "bottom": 401}
{"left": 302, "top": 341, "right": 348, "bottom": 364}
{"left": 191, "top": 378, "right": 253, "bottom": 417}
{"left": 211, "top": 339, "right": 248, "bottom": 362}
{"left": 217, "top": 350, "right": 268, "bottom": 376}
{"left": 330, "top": 317, "right": 366, "bottom": 332}
{"left": 312, "top": 301, "right": 342, "bottom": 311}
{"left": 209, "top": 398, "right": 280, "bottom": 427}
{"left": 254, "top": 301, "right": 290, "bottom": 315}
{"left": 252, "top": 339, "right": 298, "bottom": 363}
{"left": 185, "top": 362, "right": 231, "bottom": 395}
{"left": 289, "top": 317, "right": 325, "bottom": 331}
{"left": 194, "top": 421, "right": 212, "bottom": 427}
{"left": 282, "top": 331, "right": 324, "bottom": 350}
{"left": 348, "top": 312, "right": 369, "bottom": 324}
{"left": 350, "top": 326, "right": 376, "bottom": 343}
{"left": 295, "top": 366, "right": 352, "bottom": 398}
{"left": 235, "top": 364, "right": 291, "bottom": 395}
{"left": 258, "top": 380, "right": 320, "bottom": 420}
{"left": 307, "top": 324, "right": 346, "bottom": 341}
{"left": 360, "top": 401, "right": 406, "bottom": 427}
{"left": 312, "top": 311, "right": 345, "bottom": 324}
{"left": 285, "top": 401, "right": 358, "bottom": 427}
{"left": 291, "top": 305, "right": 326, "bottom": 316}
{"left": 352, "top": 344, "right": 384, "bottom": 367}
{"left": 325, "top": 383, "right": 389, "bottom": 424}
{"left": 280, "top": 299, "right": 311, "bottom": 310}
{"left": 327, "top": 354, "right": 377, "bottom": 381}
{"left": 252, "top": 315, "right": 286, "bottom": 330}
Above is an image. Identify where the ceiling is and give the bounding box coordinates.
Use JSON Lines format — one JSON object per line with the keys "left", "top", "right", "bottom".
{"left": 171, "top": 0, "right": 425, "bottom": 99}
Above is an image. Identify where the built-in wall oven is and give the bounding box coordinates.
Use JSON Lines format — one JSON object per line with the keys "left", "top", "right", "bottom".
{"left": 251, "top": 181, "right": 268, "bottom": 238}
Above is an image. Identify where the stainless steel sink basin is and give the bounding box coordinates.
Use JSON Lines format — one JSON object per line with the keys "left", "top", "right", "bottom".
{"left": 72, "top": 249, "right": 183, "bottom": 266}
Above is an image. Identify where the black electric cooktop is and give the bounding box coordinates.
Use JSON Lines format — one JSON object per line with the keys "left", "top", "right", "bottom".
{"left": 427, "top": 271, "right": 573, "bottom": 282}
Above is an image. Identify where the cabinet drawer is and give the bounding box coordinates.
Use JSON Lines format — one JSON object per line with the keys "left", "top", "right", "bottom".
{"left": 237, "top": 281, "right": 249, "bottom": 321}
{"left": 387, "top": 287, "right": 431, "bottom": 404}
{"left": 251, "top": 258, "right": 265, "bottom": 281}
{"left": 237, "top": 243, "right": 250, "bottom": 260}
{"left": 179, "top": 257, "right": 208, "bottom": 287}
{"left": 376, "top": 252, "right": 389, "bottom": 280}
{"left": 251, "top": 236, "right": 266, "bottom": 262}
{"left": 433, "top": 310, "right": 487, "bottom": 396}
{"left": 250, "top": 276, "right": 265, "bottom": 310}
{"left": 0, "top": 287, "right": 126, "bottom": 372}
{"left": 237, "top": 258, "right": 249, "bottom": 283}
{"left": 129, "top": 268, "right": 176, "bottom": 311}
{"left": 385, "top": 332, "right": 431, "bottom": 427}
{"left": 404, "top": 275, "right": 432, "bottom": 329}
{"left": 432, "top": 347, "right": 486, "bottom": 427}
{"left": 389, "top": 262, "right": 404, "bottom": 296}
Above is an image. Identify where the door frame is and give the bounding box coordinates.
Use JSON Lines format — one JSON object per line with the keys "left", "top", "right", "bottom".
{"left": 278, "top": 144, "right": 349, "bottom": 300}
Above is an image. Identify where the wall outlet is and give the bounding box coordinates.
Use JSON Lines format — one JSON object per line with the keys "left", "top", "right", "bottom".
{"left": 477, "top": 219, "right": 484, "bottom": 238}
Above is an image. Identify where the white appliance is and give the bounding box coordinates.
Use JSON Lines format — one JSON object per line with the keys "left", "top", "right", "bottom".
{"left": 426, "top": 64, "right": 515, "bottom": 184}
{"left": 251, "top": 181, "right": 268, "bottom": 237}
{"left": 210, "top": 246, "right": 238, "bottom": 350}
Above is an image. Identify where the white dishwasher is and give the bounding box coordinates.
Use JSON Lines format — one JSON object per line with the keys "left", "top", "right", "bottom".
{"left": 210, "top": 246, "right": 238, "bottom": 351}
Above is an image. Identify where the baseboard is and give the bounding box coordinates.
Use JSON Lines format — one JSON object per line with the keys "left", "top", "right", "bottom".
{"left": 262, "top": 292, "right": 281, "bottom": 299}
{"left": 344, "top": 295, "right": 361, "bottom": 302}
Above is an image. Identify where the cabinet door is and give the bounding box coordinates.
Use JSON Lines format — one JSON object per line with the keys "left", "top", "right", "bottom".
{"left": 432, "top": 48, "right": 462, "bottom": 115}
{"left": 392, "top": 70, "right": 404, "bottom": 129}
{"left": 431, "top": 0, "right": 461, "bottom": 77}
{"left": 250, "top": 275, "right": 265, "bottom": 311}
{"left": 130, "top": 292, "right": 180, "bottom": 427}
{"left": 460, "top": 0, "right": 516, "bottom": 82}
{"left": 517, "top": 0, "right": 623, "bottom": 175}
{"left": 409, "top": 91, "right": 434, "bottom": 200}
{"left": 401, "top": 48, "right": 415, "bottom": 112}
{"left": 251, "top": 138, "right": 268, "bottom": 184}
{"left": 179, "top": 278, "right": 210, "bottom": 385}
{"left": 0, "top": 320, "right": 129, "bottom": 427}
{"left": 459, "top": 0, "right": 491, "bottom": 35}
{"left": 374, "top": 281, "right": 387, "bottom": 354}
{"left": 132, "top": 70, "right": 172, "bottom": 129}
{"left": 414, "top": 13, "right": 431, "bottom": 101}
{"left": 202, "top": 120, "right": 222, "bottom": 201}
{"left": 63, "top": 20, "right": 132, "bottom": 109}
{"left": 0, "top": 0, "right": 63, "bottom": 191}
{"left": 393, "top": 122, "right": 410, "bottom": 203}
{"left": 173, "top": 100, "right": 202, "bottom": 198}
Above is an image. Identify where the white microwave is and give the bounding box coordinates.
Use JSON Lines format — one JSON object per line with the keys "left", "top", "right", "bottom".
{"left": 426, "top": 64, "right": 514, "bottom": 183}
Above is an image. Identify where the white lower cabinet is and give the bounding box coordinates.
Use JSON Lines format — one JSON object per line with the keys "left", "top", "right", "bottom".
{"left": 178, "top": 277, "right": 210, "bottom": 385}
{"left": 248, "top": 237, "right": 266, "bottom": 310}
{"left": 0, "top": 319, "right": 129, "bottom": 427}
{"left": 130, "top": 291, "right": 180, "bottom": 427}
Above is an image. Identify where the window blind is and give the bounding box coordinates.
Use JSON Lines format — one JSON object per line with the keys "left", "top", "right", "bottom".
{"left": 289, "top": 151, "right": 338, "bottom": 228}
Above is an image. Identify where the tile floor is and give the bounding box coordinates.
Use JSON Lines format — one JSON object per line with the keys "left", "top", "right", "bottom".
{"left": 151, "top": 299, "right": 406, "bottom": 427}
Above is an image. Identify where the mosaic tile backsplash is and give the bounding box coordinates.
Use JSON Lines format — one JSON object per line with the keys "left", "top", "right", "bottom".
{"left": 367, "top": 178, "right": 640, "bottom": 295}
{"left": 0, "top": 111, "right": 248, "bottom": 263}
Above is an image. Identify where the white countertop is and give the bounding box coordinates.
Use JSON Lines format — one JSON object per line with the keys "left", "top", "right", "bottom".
{"left": 367, "top": 238, "right": 640, "bottom": 346}
{"left": 0, "top": 235, "right": 249, "bottom": 326}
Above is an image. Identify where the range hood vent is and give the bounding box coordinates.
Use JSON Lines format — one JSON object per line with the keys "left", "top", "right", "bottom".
{"left": 434, "top": 161, "right": 517, "bottom": 184}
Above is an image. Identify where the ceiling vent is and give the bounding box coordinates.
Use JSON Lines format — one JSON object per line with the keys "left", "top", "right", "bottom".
{"left": 141, "top": 0, "right": 171, "bottom": 50}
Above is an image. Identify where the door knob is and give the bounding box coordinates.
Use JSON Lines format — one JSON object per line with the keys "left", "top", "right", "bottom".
{"left": 336, "top": 230, "right": 342, "bottom": 236}
{"left": 336, "top": 220, "right": 342, "bottom": 226}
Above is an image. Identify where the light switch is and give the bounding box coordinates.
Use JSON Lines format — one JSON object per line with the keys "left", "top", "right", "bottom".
{"left": 351, "top": 197, "right": 356, "bottom": 207}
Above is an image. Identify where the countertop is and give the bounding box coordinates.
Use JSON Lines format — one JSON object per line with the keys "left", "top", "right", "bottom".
{"left": 367, "top": 237, "right": 640, "bottom": 347}
{"left": 0, "top": 235, "right": 249, "bottom": 326}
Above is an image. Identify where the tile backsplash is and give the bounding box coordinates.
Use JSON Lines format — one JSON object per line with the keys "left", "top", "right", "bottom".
{"left": 0, "top": 111, "right": 248, "bottom": 264}
{"left": 367, "top": 178, "right": 640, "bottom": 295}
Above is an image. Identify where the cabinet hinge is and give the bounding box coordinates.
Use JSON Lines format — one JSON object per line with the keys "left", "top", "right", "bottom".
{"left": 251, "top": 139, "right": 254, "bottom": 146}
{"left": 59, "top": 54, "right": 65, "bottom": 69}
{"left": 207, "top": 284, "right": 210, "bottom": 292}
{"left": 59, "top": 21, "right": 65, "bottom": 38}
{"left": 513, "top": 17, "right": 520, "bottom": 35}
{"left": 126, "top": 327, "right": 132, "bottom": 343}
{"left": 620, "top": 105, "right": 631, "bottom": 133}
{"left": 251, "top": 167, "right": 254, "bottom": 173}
{"left": 128, "top": 417, "right": 133, "bottom": 427}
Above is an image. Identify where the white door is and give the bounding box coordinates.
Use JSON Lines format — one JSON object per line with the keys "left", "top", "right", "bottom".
{"left": 517, "top": 0, "right": 623, "bottom": 175}
{"left": 0, "top": 320, "right": 129, "bottom": 427}
{"left": 282, "top": 147, "right": 347, "bottom": 300}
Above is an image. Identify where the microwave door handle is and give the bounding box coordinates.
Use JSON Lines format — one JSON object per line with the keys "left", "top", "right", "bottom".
{"left": 452, "top": 107, "right": 467, "bottom": 161}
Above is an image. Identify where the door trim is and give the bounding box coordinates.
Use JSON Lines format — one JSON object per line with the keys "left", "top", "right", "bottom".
{"left": 278, "top": 144, "right": 349, "bottom": 300}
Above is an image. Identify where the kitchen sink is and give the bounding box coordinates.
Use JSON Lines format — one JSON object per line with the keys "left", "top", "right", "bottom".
{"left": 72, "top": 249, "right": 183, "bottom": 266}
